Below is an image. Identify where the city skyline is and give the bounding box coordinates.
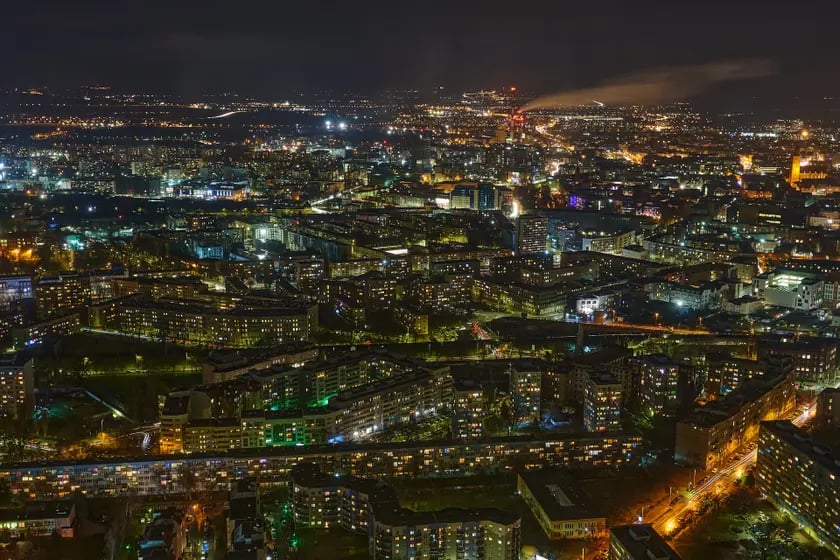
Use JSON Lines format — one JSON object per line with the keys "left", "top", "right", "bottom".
{"left": 4, "top": 0, "right": 840, "bottom": 113}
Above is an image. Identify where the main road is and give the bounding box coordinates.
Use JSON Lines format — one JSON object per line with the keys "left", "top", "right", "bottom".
{"left": 648, "top": 396, "right": 821, "bottom": 536}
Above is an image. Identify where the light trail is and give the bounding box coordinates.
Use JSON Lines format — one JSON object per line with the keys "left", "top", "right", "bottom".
{"left": 206, "top": 111, "right": 243, "bottom": 119}
{"left": 654, "top": 397, "right": 821, "bottom": 535}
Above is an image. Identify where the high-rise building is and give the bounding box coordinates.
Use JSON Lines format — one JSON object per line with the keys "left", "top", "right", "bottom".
{"left": 756, "top": 421, "right": 840, "bottom": 557}
{"left": 452, "top": 380, "right": 484, "bottom": 440}
{"left": 0, "top": 353, "right": 34, "bottom": 420}
{"left": 609, "top": 524, "right": 682, "bottom": 560}
{"left": 515, "top": 215, "right": 547, "bottom": 255}
{"left": 638, "top": 355, "right": 682, "bottom": 415}
{"left": 583, "top": 373, "right": 623, "bottom": 432}
{"left": 508, "top": 365, "right": 541, "bottom": 425}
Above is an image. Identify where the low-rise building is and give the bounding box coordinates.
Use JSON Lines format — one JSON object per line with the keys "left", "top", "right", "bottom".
{"left": 517, "top": 470, "right": 606, "bottom": 540}
{"left": 12, "top": 313, "right": 81, "bottom": 348}
{"left": 0, "top": 502, "right": 77, "bottom": 538}
{"left": 753, "top": 269, "right": 824, "bottom": 310}
{"left": 227, "top": 477, "right": 265, "bottom": 560}
{"left": 609, "top": 524, "right": 682, "bottom": 560}
{"left": 372, "top": 507, "right": 521, "bottom": 560}
{"left": 201, "top": 344, "right": 318, "bottom": 385}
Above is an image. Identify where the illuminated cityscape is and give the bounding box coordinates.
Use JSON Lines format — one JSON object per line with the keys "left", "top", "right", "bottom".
{"left": 1, "top": 2, "right": 840, "bottom": 560}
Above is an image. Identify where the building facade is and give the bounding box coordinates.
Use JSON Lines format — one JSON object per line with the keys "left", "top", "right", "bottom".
{"left": 583, "top": 373, "right": 623, "bottom": 433}
{"left": 675, "top": 373, "right": 796, "bottom": 470}
{"left": 0, "top": 354, "right": 34, "bottom": 420}
{"left": 1, "top": 432, "right": 644, "bottom": 500}
{"left": 756, "top": 421, "right": 840, "bottom": 557}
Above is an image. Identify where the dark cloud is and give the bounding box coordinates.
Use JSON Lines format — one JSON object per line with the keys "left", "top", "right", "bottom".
{"left": 1, "top": 0, "right": 837, "bottom": 107}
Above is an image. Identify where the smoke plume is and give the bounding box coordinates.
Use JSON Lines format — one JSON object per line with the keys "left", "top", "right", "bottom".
{"left": 521, "top": 60, "right": 776, "bottom": 111}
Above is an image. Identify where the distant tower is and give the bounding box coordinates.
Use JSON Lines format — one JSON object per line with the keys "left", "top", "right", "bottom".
{"left": 515, "top": 215, "right": 548, "bottom": 255}
{"left": 790, "top": 155, "right": 801, "bottom": 186}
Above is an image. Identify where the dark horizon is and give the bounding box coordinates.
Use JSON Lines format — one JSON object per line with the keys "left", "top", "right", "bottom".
{"left": 5, "top": 0, "right": 840, "bottom": 112}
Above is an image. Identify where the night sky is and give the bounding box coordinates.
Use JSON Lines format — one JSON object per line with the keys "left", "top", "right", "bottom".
{"left": 5, "top": 0, "right": 840, "bottom": 109}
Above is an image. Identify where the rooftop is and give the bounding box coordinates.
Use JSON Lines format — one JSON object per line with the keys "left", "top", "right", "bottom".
{"left": 517, "top": 470, "right": 602, "bottom": 522}
{"left": 681, "top": 373, "right": 792, "bottom": 428}
{"left": 761, "top": 420, "right": 840, "bottom": 475}
{"left": 610, "top": 524, "right": 682, "bottom": 560}
{"left": 373, "top": 506, "right": 520, "bottom": 528}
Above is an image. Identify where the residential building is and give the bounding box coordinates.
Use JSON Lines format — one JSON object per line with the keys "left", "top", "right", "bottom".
{"left": 290, "top": 462, "right": 398, "bottom": 533}
{"left": 509, "top": 365, "right": 541, "bottom": 425}
{"left": 159, "top": 390, "right": 212, "bottom": 454}
{"left": 675, "top": 373, "right": 796, "bottom": 469}
{"left": 579, "top": 227, "right": 636, "bottom": 254}
{"left": 1, "top": 432, "right": 644, "bottom": 499}
{"left": 0, "top": 502, "right": 77, "bottom": 538}
{"left": 756, "top": 421, "right": 840, "bottom": 557}
{"left": 757, "top": 337, "right": 838, "bottom": 382}
{"left": 817, "top": 388, "right": 840, "bottom": 428}
{"left": 609, "top": 524, "right": 682, "bottom": 560}
{"left": 372, "top": 508, "right": 521, "bottom": 560}
{"left": 638, "top": 355, "right": 682, "bottom": 415}
{"left": 0, "top": 353, "right": 34, "bottom": 420}
{"left": 12, "top": 313, "right": 81, "bottom": 348}
{"left": 0, "top": 275, "right": 33, "bottom": 310}
{"left": 517, "top": 470, "right": 606, "bottom": 540}
{"left": 583, "top": 373, "right": 623, "bottom": 432}
{"left": 704, "top": 354, "right": 792, "bottom": 396}
{"left": 452, "top": 380, "right": 484, "bottom": 440}
{"left": 182, "top": 418, "right": 242, "bottom": 454}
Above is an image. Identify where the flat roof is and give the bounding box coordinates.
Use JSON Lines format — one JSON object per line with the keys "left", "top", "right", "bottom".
{"left": 610, "top": 524, "right": 681, "bottom": 560}
{"left": 517, "top": 470, "right": 602, "bottom": 521}
{"left": 373, "top": 506, "right": 520, "bottom": 528}
{"left": 681, "top": 374, "right": 791, "bottom": 428}
{"left": 761, "top": 420, "right": 840, "bottom": 475}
